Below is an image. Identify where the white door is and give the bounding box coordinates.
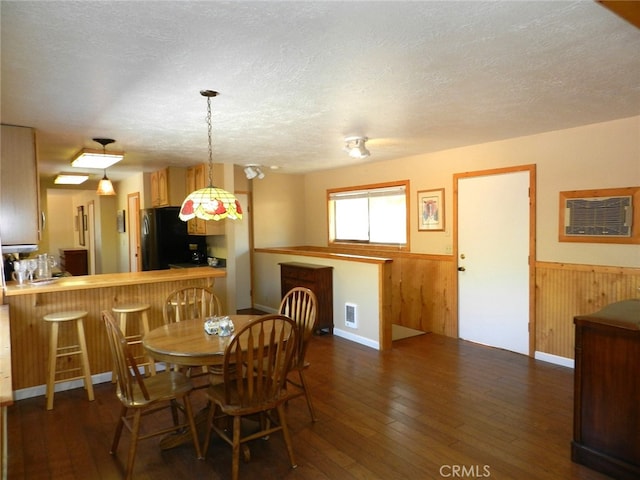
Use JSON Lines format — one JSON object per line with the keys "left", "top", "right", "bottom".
{"left": 235, "top": 193, "right": 252, "bottom": 310}
{"left": 457, "top": 169, "right": 531, "bottom": 355}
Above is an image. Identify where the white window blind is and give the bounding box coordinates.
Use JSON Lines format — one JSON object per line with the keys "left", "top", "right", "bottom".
{"left": 329, "top": 184, "right": 407, "bottom": 245}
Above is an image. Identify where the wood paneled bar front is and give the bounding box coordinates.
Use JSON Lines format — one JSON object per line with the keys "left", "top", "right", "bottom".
{"left": 3, "top": 267, "right": 225, "bottom": 393}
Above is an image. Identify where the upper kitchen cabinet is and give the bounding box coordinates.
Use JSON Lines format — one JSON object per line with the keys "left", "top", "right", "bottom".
{"left": 150, "top": 167, "right": 186, "bottom": 207}
{"left": 185, "top": 163, "right": 225, "bottom": 236}
{"left": 1, "top": 124, "right": 40, "bottom": 247}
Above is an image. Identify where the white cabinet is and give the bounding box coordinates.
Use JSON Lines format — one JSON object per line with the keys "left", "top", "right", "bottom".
{"left": 0, "top": 125, "right": 40, "bottom": 246}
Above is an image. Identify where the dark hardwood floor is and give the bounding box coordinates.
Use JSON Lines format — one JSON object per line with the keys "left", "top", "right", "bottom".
{"left": 7, "top": 333, "right": 612, "bottom": 479}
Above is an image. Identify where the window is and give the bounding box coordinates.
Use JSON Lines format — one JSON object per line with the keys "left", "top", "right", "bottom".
{"left": 328, "top": 181, "right": 409, "bottom": 248}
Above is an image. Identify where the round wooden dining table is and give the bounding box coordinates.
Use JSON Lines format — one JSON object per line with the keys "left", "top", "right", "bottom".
{"left": 143, "top": 314, "right": 261, "bottom": 367}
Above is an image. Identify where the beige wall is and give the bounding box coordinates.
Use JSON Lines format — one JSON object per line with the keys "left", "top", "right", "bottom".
{"left": 253, "top": 251, "right": 381, "bottom": 346}
{"left": 292, "top": 116, "right": 639, "bottom": 267}
{"left": 253, "top": 172, "right": 306, "bottom": 248}
{"left": 250, "top": 117, "right": 640, "bottom": 350}
{"left": 44, "top": 188, "right": 118, "bottom": 273}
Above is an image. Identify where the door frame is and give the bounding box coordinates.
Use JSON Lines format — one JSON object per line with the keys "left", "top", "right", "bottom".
{"left": 127, "top": 192, "right": 141, "bottom": 272}
{"left": 234, "top": 191, "right": 253, "bottom": 309}
{"left": 453, "top": 164, "right": 537, "bottom": 356}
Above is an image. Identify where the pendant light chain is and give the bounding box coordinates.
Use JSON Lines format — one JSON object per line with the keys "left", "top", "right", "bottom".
{"left": 178, "top": 89, "right": 242, "bottom": 222}
{"left": 206, "top": 95, "right": 214, "bottom": 187}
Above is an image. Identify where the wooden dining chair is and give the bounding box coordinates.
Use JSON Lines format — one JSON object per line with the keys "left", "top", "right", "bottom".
{"left": 102, "top": 310, "right": 202, "bottom": 480}
{"left": 279, "top": 286, "right": 319, "bottom": 421}
{"left": 202, "top": 314, "right": 299, "bottom": 480}
{"left": 163, "top": 285, "right": 222, "bottom": 324}
{"left": 163, "top": 286, "right": 223, "bottom": 386}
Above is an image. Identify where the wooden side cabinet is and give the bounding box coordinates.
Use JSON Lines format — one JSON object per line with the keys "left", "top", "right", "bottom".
{"left": 59, "top": 248, "right": 88, "bottom": 276}
{"left": 572, "top": 299, "right": 640, "bottom": 480}
{"left": 280, "top": 262, "right": 333, "bottom": 334}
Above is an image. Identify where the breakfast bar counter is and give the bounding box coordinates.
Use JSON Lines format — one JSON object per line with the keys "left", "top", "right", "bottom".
{"left": 4, "top": 266, "right": 225, "bottom": 296}
{"left": 3, "top": 267, "right": 226, "bottom": 392}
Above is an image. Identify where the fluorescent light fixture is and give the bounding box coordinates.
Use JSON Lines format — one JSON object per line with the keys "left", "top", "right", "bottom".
{"left": 71, "top": 149, "right": 124, "bottom": 169}
{"left": 54, "top": 173, "right": 89, "bottom": 185}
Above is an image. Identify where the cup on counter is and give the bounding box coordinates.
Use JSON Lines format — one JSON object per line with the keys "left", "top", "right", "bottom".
{"left": 11, "top": 270, "right": 27, "bottom": 286}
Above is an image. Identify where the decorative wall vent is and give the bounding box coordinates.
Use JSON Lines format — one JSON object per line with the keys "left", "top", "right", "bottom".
{"left": 559, "top": 187, "right": 639, "bottom": 244}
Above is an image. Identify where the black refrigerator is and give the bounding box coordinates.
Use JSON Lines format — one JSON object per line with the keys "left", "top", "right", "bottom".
{"left": 140, "top": 207, "right": 206, "bottom": 270}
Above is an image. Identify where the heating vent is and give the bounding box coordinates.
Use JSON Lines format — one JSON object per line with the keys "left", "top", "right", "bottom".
{"left": 345, "top": 303, "right": 357, "bottom": 328}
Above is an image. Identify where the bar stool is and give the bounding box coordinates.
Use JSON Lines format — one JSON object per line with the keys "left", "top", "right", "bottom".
{"left": 43, "top": 310, "right": 94, "bottom": 410}
{"left": 112, "top": 303, "right": 156, "bottom": 380}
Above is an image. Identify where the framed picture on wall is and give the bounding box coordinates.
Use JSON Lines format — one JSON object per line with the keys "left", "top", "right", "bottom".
{"left": 418, "top": 188, "right": 444, "bottom": 231}
{"left": 117, "top": 210, "right": 126, "bottom": 233}
{"left": 77, "top": 206, "right": 85, "bottom": 245}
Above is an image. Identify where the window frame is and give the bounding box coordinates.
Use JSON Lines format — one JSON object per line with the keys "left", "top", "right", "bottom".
{"left": 327, "top": 180, "right": 410, "bottom": 251}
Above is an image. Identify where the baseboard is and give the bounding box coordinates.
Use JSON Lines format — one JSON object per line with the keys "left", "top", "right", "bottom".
{"left": 535, "top": 351, "right": 574, "bottom": 368}
{"left": 252, "top": 303, "right": 277, "bottom": 314}
{"left": 14, "top": 364, "right": 167, "bottom": 401}
{"left": 333, "top": 328, "right": 379, "bottom": 350}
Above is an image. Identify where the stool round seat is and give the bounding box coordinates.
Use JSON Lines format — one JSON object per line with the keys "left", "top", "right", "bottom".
{"left": 43, "top": 310, "right": 94, "bottom": 410}
{"left": 112, "top": 303, "right": 152, "bottom": 314}
{"left": 44, "top": 310, "right": 88, "bottom": 322}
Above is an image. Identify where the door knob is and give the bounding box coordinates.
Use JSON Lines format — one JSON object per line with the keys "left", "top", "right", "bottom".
{"left": 458, "top": 266, "right": 466, "bottom": 272}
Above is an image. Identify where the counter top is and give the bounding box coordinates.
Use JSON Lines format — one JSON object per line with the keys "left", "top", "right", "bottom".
{"left": 3, "top": 266, "right": 226, "bottom": 297}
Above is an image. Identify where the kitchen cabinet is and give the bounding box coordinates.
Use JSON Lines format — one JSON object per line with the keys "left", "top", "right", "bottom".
{"left": 572, "top": 300, "right": 640, "bottom": 480}
{"left": 150, "top": 167, "right": 186, "bottom": 207}
{"left": 0, "top": 124, "right": 40, "bottom": 246}
{"left": 185, "top": 163, "right": 225, "bottom": 235}
{"left": 280, "top": 262, "right": 333, "bottom": 334}
{"left": 59, "top": 248, "right": 88, "bottom": 276}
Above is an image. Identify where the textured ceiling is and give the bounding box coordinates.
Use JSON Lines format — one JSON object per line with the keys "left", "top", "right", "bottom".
{"left": 1, "top": 1, "right": 639, "bottom": 188}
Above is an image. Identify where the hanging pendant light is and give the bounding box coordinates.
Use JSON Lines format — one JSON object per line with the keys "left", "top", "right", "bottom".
{"left": 96, "top": 169, "right": 116, "bottom": 195}
{"left": 94, "top": 138, "right": 117, "bottom": 196}
{"left": 179, "top": 90, "right": 243, "bottom": 222}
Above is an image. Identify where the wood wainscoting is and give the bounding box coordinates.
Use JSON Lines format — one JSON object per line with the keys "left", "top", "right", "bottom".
{"left": 6, "top": 278, "right": 214, "bottom": 392}
{"left": 535, "top": 261, "right": 640, "bottom": 359}
{"left": 299, "top": 246, "right": 458, "bottom": 337}
{"left": 292, "top": 246, "right": 640, "bottom": 361}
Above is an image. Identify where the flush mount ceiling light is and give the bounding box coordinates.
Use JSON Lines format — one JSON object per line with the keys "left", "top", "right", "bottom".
{"left": 54, "top": 173, "right": 89, "bottom": 185}
{"left": 344, "top": 136, "right": 370, "bottom": 159}
{"left": 179, "top": 90, "right": 243, "bottom": 222}
{"left": 71, "top": 137, "right": 124, "bottom": 169}
{"left": 244, "top": 164, "right": 265, "bottom": 180}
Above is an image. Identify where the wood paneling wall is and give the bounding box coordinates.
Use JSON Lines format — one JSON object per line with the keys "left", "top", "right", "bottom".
{"left": 304, "top": 246, "right": 458, "bottom": 337}
{"left": 535, "top": 262, "right": 640, "bottom": 359}
{"left": 7, "top": 279, "right": 212, "bottom": 390}
{"left": 301, "top": 246, "right": 640, "bottom": 360}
